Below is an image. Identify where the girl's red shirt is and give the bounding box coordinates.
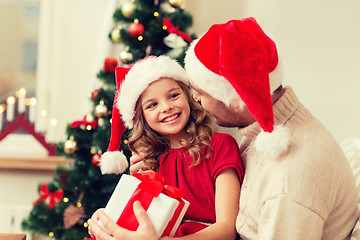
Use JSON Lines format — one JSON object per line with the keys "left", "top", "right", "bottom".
{"left": 158, "top": 132, "right": 244, "bottom": 236}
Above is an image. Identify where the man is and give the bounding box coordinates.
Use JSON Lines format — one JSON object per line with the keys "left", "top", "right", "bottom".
{"left": 89, "top": 17, "right": 359, "bottom": 240}
{"left": 184, "top": 17, "right": 359, "bottom": 239}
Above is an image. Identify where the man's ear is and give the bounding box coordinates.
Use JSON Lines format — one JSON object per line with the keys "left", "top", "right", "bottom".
{"left": 233, "top": 105, "right": 242, "bottom": 113}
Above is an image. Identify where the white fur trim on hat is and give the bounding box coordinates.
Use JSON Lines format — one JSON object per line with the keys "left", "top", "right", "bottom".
{"left": 184, "top": 40, "right": 283, "bottom": 109}
{"left": 254, "top": 125, "right": 292, "bottom": 158}
{"left": 100, "top": 151, "right": 129, "bottom": 174}
{"left": 118, "top": 55, "right": 188, "bottom": 129}
{"left": 185, "top": 40, "right": 243, "bottom": 109}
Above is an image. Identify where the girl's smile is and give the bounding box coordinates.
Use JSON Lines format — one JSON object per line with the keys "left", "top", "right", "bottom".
{"left": 160, "top": 113, "right": 181, "bottom": 123}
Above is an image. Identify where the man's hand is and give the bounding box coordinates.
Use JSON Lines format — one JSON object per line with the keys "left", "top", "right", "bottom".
{"left": 87, "top": 201, "right": 158, "bottom": 240}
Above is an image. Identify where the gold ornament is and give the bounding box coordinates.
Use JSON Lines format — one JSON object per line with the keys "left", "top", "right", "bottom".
{"left": 168, "top": 0, "right": 183, "bottom": 8}
{"left": 121, "top": 2, "right": 136, "bottom": 18}
{"left": 119, "top": 50, "right": 134, "bottom": 63}
{"left": 98, "top": 118, "right": 105, "bottom": 127}
{"left": 94, "top": 100, "right": 108, "bottom": 118}
{"left": 64, "top": 136, "right": 77, "bottom": 154}
{"left": 111, "top": 28, "right": 122, "bottom": 43}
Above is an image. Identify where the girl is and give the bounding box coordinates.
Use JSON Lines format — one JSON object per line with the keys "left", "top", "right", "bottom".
{"left": 89, "top": 56, "right": 243, "bottom": 240}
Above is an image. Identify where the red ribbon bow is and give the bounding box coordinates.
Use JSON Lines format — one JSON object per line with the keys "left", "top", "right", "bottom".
{"left": 116, "top": 170, "right": 184, "bottom": 232}
{"left": 163, "top": 17, "right": 193, "bottom": 43}
{"left": 70, "top": 115, "right": 98, "bottom": 129}
{"left": 33, "top": 183, "right": 64, "bottom": 209}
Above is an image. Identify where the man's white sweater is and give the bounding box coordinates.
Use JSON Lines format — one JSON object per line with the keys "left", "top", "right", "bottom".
{"left": 236, "top": 86, "right": 359, "bottom": 239}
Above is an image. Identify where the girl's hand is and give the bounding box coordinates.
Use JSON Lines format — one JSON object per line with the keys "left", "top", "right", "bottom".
{"left": 130, "top": 147, "right": 148, "bottom": 175}
{"left": 160, "top": 237, "right": 172, "bottom": 240}
{"left": 130, "top": 153, "right": 143, "bottom": 175}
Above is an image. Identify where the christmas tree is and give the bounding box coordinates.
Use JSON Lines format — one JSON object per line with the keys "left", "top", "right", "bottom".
{"left": 21, "top": 0, "right": 194, "bottom": 239}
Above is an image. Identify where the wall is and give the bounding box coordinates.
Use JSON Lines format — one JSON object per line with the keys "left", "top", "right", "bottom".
{"left": 0, "top": 169, "right": 52, "bottom": 204}
{"left": 40, "top": 0, "right": 119, "bottom": 142}
{"left": 244, "top": 0, "right": 360, "bottom": 142}
{"left": 185, "top": 0, "right": 246, "bottom": 34}
{"left": 0, "top": 168, "right": 55, "bottom": 238}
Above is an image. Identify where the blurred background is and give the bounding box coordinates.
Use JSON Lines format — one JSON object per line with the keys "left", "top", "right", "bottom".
{"left": 0, "top": 0, "right": 359, "bottom": 239}
{"left": 2, "top": 0, "right": 359, "bottom": 144}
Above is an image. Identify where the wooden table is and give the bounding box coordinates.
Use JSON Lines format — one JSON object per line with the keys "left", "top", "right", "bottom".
{"left": 0, "top": 234, "right": 26, "bottom": 240}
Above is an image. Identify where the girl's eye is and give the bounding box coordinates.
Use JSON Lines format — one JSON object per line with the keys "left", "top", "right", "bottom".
{"left": 169, "top": 93, "right": 179, "bottom": 99}
{"left": 146, "top": 102, "right": 157, "bottom": 109}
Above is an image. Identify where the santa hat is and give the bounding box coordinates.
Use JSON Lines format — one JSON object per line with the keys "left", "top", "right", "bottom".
{"left": 100, "top": 55, "right": 188, "bottom": 174}
{"left": 185, "top": 17, "right": 291, "bottom": 158}
{"left": 184, "top": 17, "right": 283, "bottom": 133}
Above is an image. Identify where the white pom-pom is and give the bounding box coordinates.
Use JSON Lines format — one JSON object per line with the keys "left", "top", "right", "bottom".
{"left": 254, "top": 125, "right": 292, "bottom": 159}
{"left": 100, "top": 151, "right": 129, "bottom": 174}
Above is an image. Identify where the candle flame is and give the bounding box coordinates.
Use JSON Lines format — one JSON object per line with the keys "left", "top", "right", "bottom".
{"left": 30, "top": 98, "right": 37, "bottom": 105}
{"left": 15, "top": 88, "right": 26, "bottom": 97}
{"left": 50, "top": 119, "right": 58, "bottom": 126}
{"left": 6, "top": 96, "right": 15, "bottom": 104}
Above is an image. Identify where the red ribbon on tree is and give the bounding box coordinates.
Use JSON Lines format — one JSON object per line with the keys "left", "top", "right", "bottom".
{"left": 163, "top": 17, "right": 192, "bottom": 43}
{"left": 116, "top": 170, "right": 184, "bottom": 232}
{"left": 70, "top": 115, "right": 98, "bottom": 129}
{"left": 33, "top": 183, "right": 64, "bottom": 209}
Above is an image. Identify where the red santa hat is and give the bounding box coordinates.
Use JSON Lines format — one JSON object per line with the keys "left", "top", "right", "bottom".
{"left": 100, "top": 55, "right": 188, "bottom": 174}
{"left": 184, "top": 17, "right": 283, "bottom": 133}
{"left": 185, "top": 17, "right": 291, "bottom": 158}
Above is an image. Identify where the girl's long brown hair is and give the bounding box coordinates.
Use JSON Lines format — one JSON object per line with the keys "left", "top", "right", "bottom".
{"left": 127, "top": 80, "right": 214, "bottom": 171}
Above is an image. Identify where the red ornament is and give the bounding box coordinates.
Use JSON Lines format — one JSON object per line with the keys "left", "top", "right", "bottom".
{"left": 92, "top": 154, "right": 101, "bottom": 167}
{"left": 129, "top": 22, "right": 144, "bottom": 38}
{"left": 92, "top": 88, "right": 100, "bottom": 101}
{"left": 103, "top": 58, "right": 118, "bottom": 73}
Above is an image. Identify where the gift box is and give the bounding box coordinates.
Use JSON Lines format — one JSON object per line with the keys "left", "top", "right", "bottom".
{"left": 99, "top": 170, "right": 189, "bottom": 237}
